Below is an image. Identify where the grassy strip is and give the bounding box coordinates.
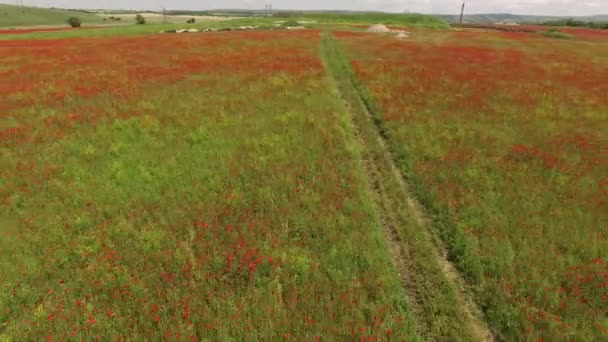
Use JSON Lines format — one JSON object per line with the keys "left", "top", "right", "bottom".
{"left": 333, "top": 35, "right": 482, "bottom": 287}
{"left": 320, "top": 31, "right": 481, "bottom": 340}
{"left": 0, "top": 18, "right": 279, "bottom": 40}
{"left": 539, "top": 30, "right": 574, "bottom": 39}
{"left": 331, "top": 36, "right": 491, "bottom": 334}
{"left": 301, "top": 12, "right": 449, "bottom": 29}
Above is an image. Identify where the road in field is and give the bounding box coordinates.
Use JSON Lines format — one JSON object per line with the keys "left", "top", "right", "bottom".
{"left": 320, "top": 31, "right": 493, "bottom": 341}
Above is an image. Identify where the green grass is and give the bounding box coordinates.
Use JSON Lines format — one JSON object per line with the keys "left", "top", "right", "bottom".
{"left": 336, "top": 28, "right": 608, "bottom": 340}
{"left": 321, "top": 31, "right": 483, "bottom": 340}
{"left": 0, "top": 4, "right": 104, "bottom": 27}
{"left": 300, "top": 12, "right": 449, "bottom": 28}
{"left": 0, "top": 30, "right": 417, "bottom": 340}
{"left": 0, "top": 18, "right": 279, "bottom": 40}
{"left": 539, "top": 30, "right": 574, "bottom": 39}
{"left": 3, "top": 14, "right": 603, "bottom": 340}
{"left": 0, "top": 12, "right": 448, "bottom": 40}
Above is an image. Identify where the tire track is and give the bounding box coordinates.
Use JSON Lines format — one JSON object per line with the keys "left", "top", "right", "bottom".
{"left": 321, "top": 31, "right": 493, "bottom": 341}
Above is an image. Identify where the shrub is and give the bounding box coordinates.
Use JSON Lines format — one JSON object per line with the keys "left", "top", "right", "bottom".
{"left": 187, "top": 18, "right": 195, "bottom": 24}
{"left": 282, "top": 20, "right": 301, "bottom": 28}
{"left": 67, "top": 17, "right": 81, "bottom": 28}
{"left": 135, "top": 14, "right": 146, "bottom": 25}
{"left": 273, "top": 12, "right": 297, "bottom": 18}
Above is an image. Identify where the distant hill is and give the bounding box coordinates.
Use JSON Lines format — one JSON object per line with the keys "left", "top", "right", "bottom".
{"left": 438, "top": 13, "right": 608, "bottom": 24}
{"left": 0, "top": 4, "right": 104, "bottom": 27}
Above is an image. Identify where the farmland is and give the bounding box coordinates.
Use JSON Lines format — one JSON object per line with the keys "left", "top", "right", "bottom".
{"left": 0, "top": 4, "right": 104, "bottom": 28}
{"left": 336, "top": 28, "right": 608, "bottom": 339}
{"left": 1, "top": 10, "right": 607, "bottom": 342}
{"left": 1, "top": 30, "right": 421, "bottom": 340}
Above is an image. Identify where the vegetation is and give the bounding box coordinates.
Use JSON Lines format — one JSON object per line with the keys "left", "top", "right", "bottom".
{"left": 438, "top": 13, "right": 608, "bottom": 25}
{"left": 321, "top": 32, "right": 487, "bottom": 340}
{"left": 336, "top": 27, "right": 608, "bottom": 340}
{"left": 186, "top": 18, "right": 195, "bottom": 24}
{"left": 165, "top": 10, "right": 212, "bottom": 16}
{"left": 1, "top": 30, "right": 416, "bottom": 341}
{"left": 273, "top": 12, "right": 298, "bottom": 18}
{"left": 542, "top": 18, "right": 608, "bottom": 29}
{"left": 281, "top": 20, "right": 301, "bottom": 27}
{"left": 300, "top": 12, "right": 449, "bottom": 28}
{"left": 0, "top": 19, "right": 269, "bottom": 40}
{"left": 67, "top": 16, "right": 81, "bottom": 28}
{"left": 0, "top": 3, "right": 103, "bottom": 27}
{"left": 540, "top": 30, "right": 574, "bottom": 39}
{"left": 135, "top": 14, "right": 146, "bottom": 25}
{"left": 0, "top": 13, "right": 449, "bottom": 41}
{"left": 1, "top": 10, "right": 607, "bottom": 341}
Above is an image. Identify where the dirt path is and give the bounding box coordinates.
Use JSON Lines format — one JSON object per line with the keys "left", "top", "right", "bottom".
{"left": 321, "top": 31, "right": 493, "bottom": 341}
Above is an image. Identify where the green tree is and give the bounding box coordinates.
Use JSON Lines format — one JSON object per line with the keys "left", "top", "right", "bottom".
{"left": 67, "top": 17, "right": 81, "bottom": 28}
{"left": 135, "top": 14, "right": 146, "bottom": 25}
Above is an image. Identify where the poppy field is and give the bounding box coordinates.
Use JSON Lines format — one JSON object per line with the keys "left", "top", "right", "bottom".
{"left": 1, "top": 19, "right": 607, "bottom": 341}
{"left": 0, "top": 31, "right": 420, "bottom": 340}
{"left": 335, "top": 28, "right": 608, "bottom": 340}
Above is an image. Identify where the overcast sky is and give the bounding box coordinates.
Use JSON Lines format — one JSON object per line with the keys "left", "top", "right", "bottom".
{"left": 4, "top": 0, "right": 607, "bottom": 16}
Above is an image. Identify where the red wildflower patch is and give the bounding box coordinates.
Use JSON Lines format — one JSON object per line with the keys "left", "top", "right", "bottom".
{"left": 337, "top": 27, "right": 608, "bottom": 340}
{"left": 0, "top": 26, "right": 108, "bottom": 35}
{"left": 1, "top": 29, "right": 413, "bottom": 341}
{"left": 560, "top": 27, "right": 608, "bottom": 40}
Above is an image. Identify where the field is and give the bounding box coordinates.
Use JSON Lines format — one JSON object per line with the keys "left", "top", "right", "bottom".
{"left": 103, "top": 13, "right": 237, "bottom": 25}
{"left": 0, "top": 4, "right": 238, "bottom": 30}
{"left": 0, "top": 4, "right": 104, "bottom": 28}
{"left": 335, "top": 28, "right": 608, "bottom": 339}
{"left": 0, "top": 30, "right": 422, "bottom": 340}
{"left": 1, "top": 11, "right": 607, "bottom": 341}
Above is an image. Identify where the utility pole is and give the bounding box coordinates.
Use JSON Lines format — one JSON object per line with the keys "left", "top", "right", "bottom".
{"left": 162, "top": 7, "right": 167, "bottom": 24}
{"left": 267, "top": 2, "right": 272, "bottom": 16}
{"left": 459, "top": 2, "right": 466, "bottom": 24}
